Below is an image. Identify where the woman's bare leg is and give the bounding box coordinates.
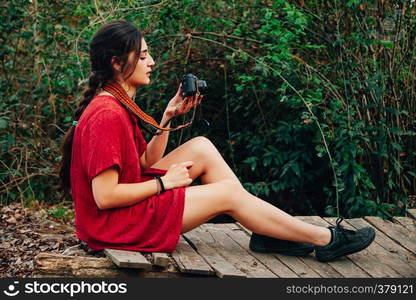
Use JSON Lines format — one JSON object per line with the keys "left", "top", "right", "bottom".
{"left": 151, "top": 136, "right": 331, "bottom": 246}
{"left": 151, "top": 136, "right": 242, "bottom": 186}
{"left": 182, "top": 179, "right": 331, "bottom": 246}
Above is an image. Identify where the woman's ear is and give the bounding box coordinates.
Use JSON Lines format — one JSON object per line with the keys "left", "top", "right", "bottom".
{"left": 111, "top": 56, "right": 122, "bottom": 73}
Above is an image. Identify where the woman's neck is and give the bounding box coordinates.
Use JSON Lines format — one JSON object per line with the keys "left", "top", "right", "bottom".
{"left": 111, "top": 77, "right": 137, "bottom": 98}
{"left": 119, "top": 82, "right": 136, "bottom": 99}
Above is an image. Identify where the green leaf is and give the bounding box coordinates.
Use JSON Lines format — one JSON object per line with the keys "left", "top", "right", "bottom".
{"left": 0, "top": 119, "right": 8, "bottom": 129}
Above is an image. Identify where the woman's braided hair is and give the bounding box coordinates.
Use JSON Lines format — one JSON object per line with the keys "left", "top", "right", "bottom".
{"left": 58, "top": 20, "right": 142, "bottom": 200}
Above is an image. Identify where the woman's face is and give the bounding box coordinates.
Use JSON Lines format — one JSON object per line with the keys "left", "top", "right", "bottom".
{"left": 123, "top": 38, "right": 155, "bottom": 87}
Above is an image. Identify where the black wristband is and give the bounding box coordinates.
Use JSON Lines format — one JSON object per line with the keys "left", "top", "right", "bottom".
{"left": 155, "top": 176, "right": 165, "bottom": 193}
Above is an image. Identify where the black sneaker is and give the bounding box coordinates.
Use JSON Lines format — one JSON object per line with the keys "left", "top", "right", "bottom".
{"left": 315, "top": 217, "right": 376, "bottom": 262}
{"left": 249, "top": 233, "right": 315, "bottom": 256}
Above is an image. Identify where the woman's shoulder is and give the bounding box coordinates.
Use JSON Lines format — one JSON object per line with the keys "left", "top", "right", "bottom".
{"left": 90, "top": 94, "right": 124, "bottom": 110}
{"left": 86, "top": 95, "right": 129, "bottom": 117}
{"left": 80, "top": 95, "right": 132, "bottom": 127}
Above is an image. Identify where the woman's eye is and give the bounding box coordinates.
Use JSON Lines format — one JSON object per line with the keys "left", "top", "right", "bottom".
{"left": 140, "top": 57, "right": 146, "bottom": 60}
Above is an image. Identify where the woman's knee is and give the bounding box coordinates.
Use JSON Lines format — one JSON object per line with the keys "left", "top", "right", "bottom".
{"left": 189, "top": 136, "right": 216, "bottom": 154}
{"left": 183, "top": 179, "right": 244, "bottom": 214}
{"left": 218, "top": 179, "right": 246, "bottom": 212}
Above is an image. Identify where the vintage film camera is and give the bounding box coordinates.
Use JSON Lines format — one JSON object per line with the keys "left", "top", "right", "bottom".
{"left": 181, "top": 73, "right": 207, "bottom": 99}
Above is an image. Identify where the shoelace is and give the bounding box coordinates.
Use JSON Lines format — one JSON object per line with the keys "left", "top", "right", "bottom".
{"left": 336, "top": 217, "right": 344, "bottom": 227}
{"left": 333, "top": 217, "right": 355, "bottom": 242}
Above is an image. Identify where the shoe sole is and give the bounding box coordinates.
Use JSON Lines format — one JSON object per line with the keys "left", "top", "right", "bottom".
{"left": 316, "top": 229, "right": 376, "bottom": 262}
{"left": 250, "top": 244, "right": 315, "bottom": 256}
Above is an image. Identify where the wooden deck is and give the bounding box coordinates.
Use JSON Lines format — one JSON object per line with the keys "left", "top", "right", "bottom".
{"left": 34, "top": 210, "right": 416, "bottom": 278}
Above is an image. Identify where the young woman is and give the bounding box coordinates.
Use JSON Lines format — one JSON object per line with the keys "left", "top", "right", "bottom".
{"left": 59, "top": 20, "right": 375, "bottom": 262}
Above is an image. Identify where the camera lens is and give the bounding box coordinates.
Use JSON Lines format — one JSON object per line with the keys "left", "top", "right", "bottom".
{"left": 197, "top": 80, "right": 207, "bottom": 95}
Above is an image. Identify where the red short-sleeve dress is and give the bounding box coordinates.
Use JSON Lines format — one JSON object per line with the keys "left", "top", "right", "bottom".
{"left": 70, "top": 95, "right": 185, "bottom": 253}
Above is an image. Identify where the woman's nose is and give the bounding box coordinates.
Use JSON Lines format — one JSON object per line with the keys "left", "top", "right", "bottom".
{"left": 149, "top": 55, "right": 155, "bottom": 67}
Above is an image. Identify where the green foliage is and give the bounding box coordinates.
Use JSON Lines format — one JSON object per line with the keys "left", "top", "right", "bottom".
{"left": 0, "top": 0, "right": 415, "bottom": 219}
{"left": 48, "top": 205, "right": 74, "bottom": 223}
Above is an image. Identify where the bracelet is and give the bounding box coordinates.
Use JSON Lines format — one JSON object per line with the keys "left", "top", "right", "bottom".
{"left": 155, "top": 178, "right": 161, "bottom": 195}
{"left": 155, "top": 176, "right": 165, "bottom": 194}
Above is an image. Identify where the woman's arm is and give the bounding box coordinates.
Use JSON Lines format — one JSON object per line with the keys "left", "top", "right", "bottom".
{"left": 92, "top": 161, "right": 193, "bottom": 210}
{"left": 142, "top": 111, "right": 173, "bottom": 168}
{"left": 141, "top": 85, "right": 201, "bottom": 168}
{"left": 92, "top": 167, "right": 159, "bottom": 209}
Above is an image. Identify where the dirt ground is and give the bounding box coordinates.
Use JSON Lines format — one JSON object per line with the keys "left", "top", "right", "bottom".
{"left": 0, "top": 202, "right": 79, "bottom": 277}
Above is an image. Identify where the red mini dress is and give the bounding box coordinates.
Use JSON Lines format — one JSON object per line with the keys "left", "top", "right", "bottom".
{"left": 70, "top": 95, "right": 185, "bottom": 253}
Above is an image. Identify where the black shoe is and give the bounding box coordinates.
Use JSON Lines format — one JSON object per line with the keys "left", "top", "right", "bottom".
{"left": 315, "top": 217, "right": 376, "bottom": 262}
{"left": 249, "top": 233, "right": 315, "bottom": 256}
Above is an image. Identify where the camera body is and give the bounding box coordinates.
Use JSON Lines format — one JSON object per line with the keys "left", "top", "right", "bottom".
{"left": 181, "top": 73, "right": 207, "bottom": 98}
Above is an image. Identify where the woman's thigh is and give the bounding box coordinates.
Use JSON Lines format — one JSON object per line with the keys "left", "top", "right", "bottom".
{"left": 152, "top": 136, "right": 241, "bottom": 185}
{"left": 181, "top": 179, "right": 243, "bottom": 233}
{"left": 151, "top": 136, "right": 213, "bottom": 180}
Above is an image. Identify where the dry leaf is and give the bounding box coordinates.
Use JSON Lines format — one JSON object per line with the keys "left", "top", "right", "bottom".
{"left": 6, "top": 217, "right": 17, "bottom": 224}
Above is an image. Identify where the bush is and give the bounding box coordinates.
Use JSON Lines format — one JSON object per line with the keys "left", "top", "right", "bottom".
{"left": 0, "top": 0, "right": 414, "bottom": 218}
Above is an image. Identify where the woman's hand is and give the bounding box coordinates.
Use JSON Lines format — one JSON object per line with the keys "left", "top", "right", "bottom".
{"left": 161, "top": 161, "right": 194, "bottom": 189}
{"left": 164, "top": 84, "right": 203, "bottom": 118}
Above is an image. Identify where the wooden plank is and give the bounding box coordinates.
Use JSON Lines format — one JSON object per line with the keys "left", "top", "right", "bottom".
{"left": 294, "top": 255, "right": 343, "bottom": 278}
{"left": 184, "top": 229, "right": 246, "bottom": 278}
{"left": 364, "top": 216, "right": 416, "bottom": 255}
{"left": 103, "top": 249, "right": 152, "bottom": 270}
{"left": 224, "top": 224, "right": 333, "bottom": 278}
{"left": 392, "top": 216, "right": 416, "bottom": 232}
{"left": 152, "top": 253, "right": 171, "bottom": 268}
{"left": 171, "top": 236, "right": 214, "bottom": 275}
{"left": 197, "top": 224, "right": 277, "bottom": 278}
{"left": 345, "top": 218, "right": 416, "bottom": 278}
{"left": 236, "top": 222, "right": 252, "bottom": 235}
{"left": 324, "top": 217, "right": 403, "bottom": 278}
{"left": 296, "top": 216, "right": 370, "bottom": 277}
{"left": 347, "top": 218, "right": 416, "bottom": 268}
{"left": 407, "top": 209, "right": 416, "bottom": 220}
{"left": 219, "top": 224, "right": 300, "bottom": 278}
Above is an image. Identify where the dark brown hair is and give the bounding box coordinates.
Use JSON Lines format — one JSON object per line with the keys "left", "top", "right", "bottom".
{"left": 58, "top": 20, "right": 142, "bottom": 200}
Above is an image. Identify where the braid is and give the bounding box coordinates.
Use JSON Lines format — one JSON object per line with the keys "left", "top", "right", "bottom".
{"left": 74, "top": 73, "right": 102, "bottom": 120}
{"left": 57, "top": 73, "right": 103, "bottom": 201}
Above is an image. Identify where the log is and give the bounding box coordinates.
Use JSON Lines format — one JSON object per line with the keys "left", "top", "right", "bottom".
{"left": 33, "top": 252, "right": 122, "bottom": 278}
{"left": 33, "top": 252, "right": 195, "bottom": 278}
